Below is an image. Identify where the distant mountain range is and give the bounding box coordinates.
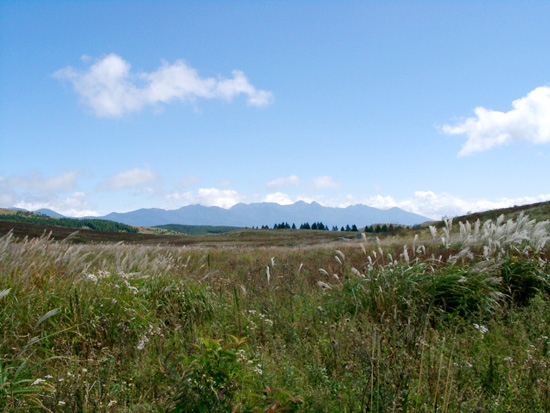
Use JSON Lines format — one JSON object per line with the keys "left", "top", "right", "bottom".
{"left": 35, "top": 202, "right": 430, "bottom": 227}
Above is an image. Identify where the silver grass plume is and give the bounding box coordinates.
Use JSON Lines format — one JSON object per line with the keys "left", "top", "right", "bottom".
{"left": 317, "top": 281, "right": 333, "bottom": 289}
{"left": 429, "top": 225, "right": 437, "bottom": 240}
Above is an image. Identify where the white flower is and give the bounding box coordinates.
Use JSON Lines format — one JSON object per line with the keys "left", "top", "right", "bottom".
{"left": 137, "top": 336, "right": 149, "bottom": 350}
{"left": 85, "top": 273, "right": 98, "bottom": 283}
{"left": 254, "top": 364, "right": 263, "bottom": 375}
{"left": 473, "top": 323, "right": 488, "bottom": 335}
{"left": 32, "top": 378, "right": 46, "bottom": 386}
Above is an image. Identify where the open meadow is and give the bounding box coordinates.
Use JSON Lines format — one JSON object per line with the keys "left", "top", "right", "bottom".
{"left": 2, "top": 212, "right": 550, "bottom": 411}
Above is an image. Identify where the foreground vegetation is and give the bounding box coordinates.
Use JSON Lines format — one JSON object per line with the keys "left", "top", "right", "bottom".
{"left": 1, "top": 212, "right": 550, "bottom": 411}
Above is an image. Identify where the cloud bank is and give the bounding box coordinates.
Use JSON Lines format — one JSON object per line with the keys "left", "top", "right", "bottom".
{"left": 443, "top": 85, "right": 550, "bottom": 156}
{"left": 0, "top": 171, "right": 98, "bottom": 217}
{"left": 361, "top": 191, "right": 550, "bottom": 220}
{"left": 55, "top": 54, "right": 274, "bottom": 117}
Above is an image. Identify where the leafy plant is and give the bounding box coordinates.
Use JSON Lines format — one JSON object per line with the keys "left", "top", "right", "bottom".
{"left": 169, "top": 336, "right": 248, "bottom": 412}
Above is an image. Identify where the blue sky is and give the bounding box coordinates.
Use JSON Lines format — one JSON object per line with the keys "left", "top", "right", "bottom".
{"left": 1, "top": 1, "right": 549, "bottom": 220}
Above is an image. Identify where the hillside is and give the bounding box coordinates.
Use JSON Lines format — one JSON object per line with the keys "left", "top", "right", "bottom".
{"left": 417, "top": 200, "right": 550, "bottom": 228}
{"left": 0, "top": 209, "right": 138, "bottom": 233}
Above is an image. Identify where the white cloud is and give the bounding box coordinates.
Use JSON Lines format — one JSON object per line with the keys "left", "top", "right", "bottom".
{"left": 266, "top": 175, "right": 299, "bottom": 188}
{"left": 313, "top": 176, "right": 340, "bottom": 190}
{"left": 55, "top": 54, "right": 274, "bottom": 117}
{"left": 99, "top": 165, "right": 159, "bottom": 190}
{"left": 196, "top": 188, "right": 244, "bottom": 208}
{"left": 442, "top": 85, "right": 550, "bottom": 157}
{"left": 262, "top": 192, "right": 294, "bottom": 205}
{"left": 166, "top": 187, "right": 244, "bottom": 209}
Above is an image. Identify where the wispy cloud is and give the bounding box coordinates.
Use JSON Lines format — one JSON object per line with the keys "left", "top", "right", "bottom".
{"left": 442, "top": 85, "right": 550, "bottom": 157}
{"left": 313, "top": 176, "right": 340, "bottom": 190}
{"left": 266, "top": 174, "right": 299, "bottom": 188}
{"left": 55, "top": 54, "right": 274, "bottom": 117}
{"left": 99, "top": 165, "right": 159, "bottom": 190}
{"left": 7, "top": 170, "right": 81, "bottom": 192}
{"left": 178, "top": 174, "right": 200, "bottom": 188}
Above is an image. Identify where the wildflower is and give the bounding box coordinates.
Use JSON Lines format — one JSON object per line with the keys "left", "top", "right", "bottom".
{"left": 58, "top": 401, "right": 66, "bottom": 406}
{"left": 107, "top": 400, "right": 117, "bottom": 407}
{"left": 473, "top": 323, "right": 488, "bottom": 336}
{"left": 82, "top": 368, "right": 88, "bottom": 374}
{"left": 85, "top": 273, "right": 98, "bottom": 283}
{"left": 137, "top": 336, "right": 149, "bottom": 351}
{"left": 32, "top": 378, "right": 46, "bottom": 385}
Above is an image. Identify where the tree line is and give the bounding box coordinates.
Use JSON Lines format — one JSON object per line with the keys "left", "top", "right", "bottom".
{"left": 261, "top": 222, "right": 397, "bottom": 232}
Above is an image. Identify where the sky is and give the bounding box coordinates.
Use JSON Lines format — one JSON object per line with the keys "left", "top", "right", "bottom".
{"left": 1, "top": 1, "right": 550, "bottom": 220}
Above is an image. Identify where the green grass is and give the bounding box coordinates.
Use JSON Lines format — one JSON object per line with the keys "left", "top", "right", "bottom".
{"left": 1, "top": 213, "right": 550, "bottom": 411}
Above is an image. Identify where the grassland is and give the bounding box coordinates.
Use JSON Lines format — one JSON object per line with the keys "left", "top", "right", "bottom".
{"left": 1, "top": 206, "right": 550, "bottom": 411}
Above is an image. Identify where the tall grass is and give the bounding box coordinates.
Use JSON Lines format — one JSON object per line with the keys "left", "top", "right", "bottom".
{"left": 1, "top": 213, "right": 549, "bottom": 411}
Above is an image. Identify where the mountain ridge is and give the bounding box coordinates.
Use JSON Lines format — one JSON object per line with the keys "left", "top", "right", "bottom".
{"left": 77, "top": 201, "right": 431, "bottom": 227}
